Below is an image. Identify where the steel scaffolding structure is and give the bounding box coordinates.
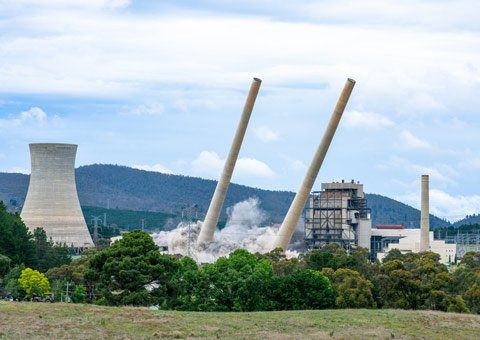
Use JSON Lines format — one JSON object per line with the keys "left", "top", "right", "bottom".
{"left": 304, "top": 186, "right": 370, "bottom": 252}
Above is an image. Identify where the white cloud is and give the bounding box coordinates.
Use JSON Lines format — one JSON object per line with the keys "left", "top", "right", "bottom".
{"left": 191, "top": 151, "right": 275, "bottom": 179}
{"left": 1, "top": 0, "right": 131, "bottom": 10}
{"left": 191, "top": 151, "right": 224, "bottom": 176}
{"left": 0, "top": 5, "right": 479, "bottom": 108}
{"left": 254, "top": 126, "right": 279, "bottom": 142}
{"left": 380, "top": 156, "right": 457, "bottom": 187}
{"left": 289, "top": 159, "right": 307, "bottom": 172}
{"left": 132, "top": 163, "right": 173, "bottom": 174}
{"left": 3, "top": 167, "right": 30, "bottom": 174}
{"left": 236, "top": 157, "right": 275, "bottom": 178}
{"left": 120, "top": 103, "right": 165, "bottom": 116}
{"left": 398, "top": 189, "right": 480, "bottom": 222}
{"left": 399, "top": 130, "right": 432, "bottom": 150}
{"left": 344, "top": 110, "right": 394, "bottom": 130}
{"left": 459, "top": 155, "right": 480, "bottom": 171}
{"left": 279, "top": 154, "right": 307, "bottom": 172}
{"left": 0, "top": 107, "right": 49, "bottom": 127}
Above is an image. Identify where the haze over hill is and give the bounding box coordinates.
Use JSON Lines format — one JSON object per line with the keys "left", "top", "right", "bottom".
{"left": 0, "top": 164, "right": 452, "bottom": 228}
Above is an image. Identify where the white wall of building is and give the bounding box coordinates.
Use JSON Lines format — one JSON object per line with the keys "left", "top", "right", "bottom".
{"left": 374, "top": 229, "right": 456, "bottom": 265}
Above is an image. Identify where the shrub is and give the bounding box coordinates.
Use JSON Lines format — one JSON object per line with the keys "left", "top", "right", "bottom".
{"left": 18, "top": 268, "right": 51, "bottom": 298}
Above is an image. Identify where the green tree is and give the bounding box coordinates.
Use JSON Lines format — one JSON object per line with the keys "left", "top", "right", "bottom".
{"left": 170, "top": 250, "right": 275, "bottom": 312}
{"left": 332, "top": 268, "right": 376, "bottom": 308}
{"left": 72, "top": 284, "right": 87, "bottom": 303}
{"left": 374, "top": 268, "right": 422, "bottom": 309}
{"left": 3, "top": 264, "right": 26, "bottom": 298}
{"left": 464, "top": 283, "right": 480, "bottom": 314}
{"left": 33, "top": 228, "right": 71, "bottom": 272}
{"left": 87, "top": 230, "right": 179, "bottom": 306}
{"left": 460, "top": 252, "right": 480, "bottom": 269}
{"left": 450, "top": 267, "right": 478, "bottom": 295}
{"left": 0, "top": 253, "right": 12, "bottom": 278}
{"left": 424, "top": 290, "right": 450, "bottom": 311}
{"left": 258, "top": 249, "right": 303, "bottom": 276}
{"left": 447, "top": 295, "right": 469, "bottom": 313}
{"left": 272, "top": 269, "right": 336, "bottom": 310}
{"left": 383, "top": 249, "right": 404, "bottom": 263}
{"left": 18, "top": 268, "right": 51, "bottom": 298}
{"left": 0, "top": 202, "right": 36, "bottom": 266}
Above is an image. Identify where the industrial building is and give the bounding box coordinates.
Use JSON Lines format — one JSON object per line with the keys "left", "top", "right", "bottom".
{"left": 444, "top": 232, "right": 480, "bottom": 258}
{"left": 21, "top": 143, "right": 94, "bottom": 249}
{"left": 371, "top": 225, "right": 456, "bottom": 265}
{"left": 304, "top": 180, "right": 371, "bottom": 252}
{"left": 303, "top": 175, "right": 458, "bottom": 265}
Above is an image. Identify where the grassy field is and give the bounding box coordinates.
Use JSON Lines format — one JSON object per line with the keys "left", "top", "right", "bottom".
{"left": 1, "top": 302, "right": 480, "bottom": 339}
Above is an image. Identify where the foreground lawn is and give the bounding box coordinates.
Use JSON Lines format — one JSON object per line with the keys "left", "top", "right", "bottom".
{"left": 1, "top": 302, "right": 480, "bottom": 339}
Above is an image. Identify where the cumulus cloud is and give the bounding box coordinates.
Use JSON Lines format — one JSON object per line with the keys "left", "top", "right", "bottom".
{"left": 254, "top": 126, "right": 279, "bottom": 142}
{"left": 399, "top": 130, "right": 432, "bottom": 150}
{"left": 191, "top": 151, "right": 275, "bottom": 179}
{"left": 132, "top": 163, "right": 173, "bottom": 174}
{"left": 236, "top": 157, "right": 275, "bottom": 178}
{"left": 344, "top": 110, "right": 394, "bottom": 130}
{"left": 0, "top": 107, "right": 49, "bottom": 127}
{"left": 398, "top": 189, "right": 480, "bottom": 222}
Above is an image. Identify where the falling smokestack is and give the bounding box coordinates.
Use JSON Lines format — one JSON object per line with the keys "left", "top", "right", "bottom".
{"left": 197, "top": 78, "right": 262, "bottom": 245}
{"left": 272, "top": 78, "right": 356, "bottom": 251}
{"left": 420, "top": 174, "right": 430, "bottom": 252}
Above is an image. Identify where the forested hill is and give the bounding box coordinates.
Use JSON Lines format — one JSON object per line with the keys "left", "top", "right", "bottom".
{"left": 0, "top": 164, "right": 451, "bottom": 227}
{"left": 368, "top": 193, "right": 449, "bottom": 229}
{"left": 453, "top": 214, "right": 480, "bottom": 227}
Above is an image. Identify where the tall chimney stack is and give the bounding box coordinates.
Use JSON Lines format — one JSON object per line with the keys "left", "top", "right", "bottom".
{"left": 420, "top": 174, "right": 430, "bottom": 252}
{"left": 271, "top": 78, "right": 356, "bottom": 251}
{"left": 197, "top": 78, "right": 262, "bottom": 245}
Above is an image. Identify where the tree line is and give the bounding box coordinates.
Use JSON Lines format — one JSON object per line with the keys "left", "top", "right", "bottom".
{"left": 2, "top": 200, "right": 480, "bottom": 313}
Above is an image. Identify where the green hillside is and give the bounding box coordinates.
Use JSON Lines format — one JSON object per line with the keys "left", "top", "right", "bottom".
{"left": 1, "top": 302, "right": 479, "bottom": 339}
{"left": 0, "top": 164, "right": 453, "bottom": 228}
{"left": 81, "top": 206, "right": 177, "bottom": 231}
{"left": 454, "top": 214, "right": 480, "bottom": 227}
{"left": 368, "top": 193, "right": 450, "bottom": 228}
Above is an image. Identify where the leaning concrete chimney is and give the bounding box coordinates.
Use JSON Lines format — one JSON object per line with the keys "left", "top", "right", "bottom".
{"left": 21, "top": 143, "right": 94, "bottom": 248}
{"left": 420, "top": 174, "right": 430, "bottom": 252}
{"left": 197, "top": 78, "right": 262, "bottom": 245}
{"left": 272, "top": 78, "right": 356, "bottom": 251}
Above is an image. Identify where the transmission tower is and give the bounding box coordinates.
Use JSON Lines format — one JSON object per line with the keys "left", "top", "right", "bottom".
{"left": 91, "top": 215, "right": 103, "bottom": 244}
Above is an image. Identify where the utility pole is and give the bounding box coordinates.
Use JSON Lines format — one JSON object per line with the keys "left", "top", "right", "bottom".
{"left": 65, "top": 281, "right": 71, "bottom": 303}
{"left": 103, "top": 213, "right": 107, "bottom": 227}
{"left": 141, "top": 219, "right": 146, "bottom": 231}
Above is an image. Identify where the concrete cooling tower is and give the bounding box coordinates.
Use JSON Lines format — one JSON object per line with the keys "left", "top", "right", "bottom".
{"left": 21, "top": 143, "right": 94, "bottom": 248}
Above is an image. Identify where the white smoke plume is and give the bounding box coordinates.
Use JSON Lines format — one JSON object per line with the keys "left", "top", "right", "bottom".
{"left": 150, "top": 198, "right": 296, "bottom": 263}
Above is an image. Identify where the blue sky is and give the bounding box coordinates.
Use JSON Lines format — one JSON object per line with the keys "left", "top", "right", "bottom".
{"left": 1, "top": 0, "right": 480, "bottom": 221}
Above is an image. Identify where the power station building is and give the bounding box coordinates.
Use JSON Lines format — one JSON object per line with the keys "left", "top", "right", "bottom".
{"left": 371, "top": 225, "right": 456, "bottom": 265}
{"left": 21, "top": 143, "right": 94, "bottom": 249}
{"left": 304, "top": 180, "right": 371, "bottom": 252}
{"left": 304, "top": 176, "right": 457, "bottom": 265}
